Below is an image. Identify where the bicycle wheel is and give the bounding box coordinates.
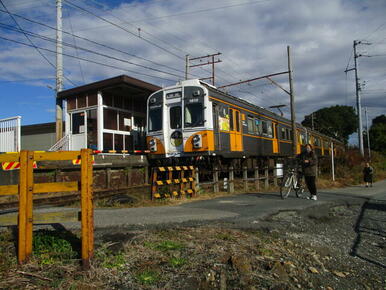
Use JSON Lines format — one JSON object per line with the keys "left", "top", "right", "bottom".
{"left": 295, "top": 184, "right": 305, "bottom": 198}
{"left": 280, "top": 174, "right": 293, "bottom": 199}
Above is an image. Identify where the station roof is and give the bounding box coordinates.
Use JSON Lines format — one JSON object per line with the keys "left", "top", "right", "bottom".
{"left": 57, "top": 75, "right": 161, "bottom": 99}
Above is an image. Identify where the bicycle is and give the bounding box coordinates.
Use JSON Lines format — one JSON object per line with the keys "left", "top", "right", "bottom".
{"left": 280, "top": 167, "right": 305, "bottom": 199}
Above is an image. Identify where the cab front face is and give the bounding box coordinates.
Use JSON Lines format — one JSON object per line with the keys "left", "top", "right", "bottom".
{"left": 146, "top": 80, "right": 213, "bottom": 158}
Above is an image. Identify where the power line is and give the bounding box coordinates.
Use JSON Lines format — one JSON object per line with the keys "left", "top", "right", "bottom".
{"left": 0, "top": 35, "right": 177, "bottom": 82}
{"left": 0, "top": 77, "right": 55, "bottom": 83}
{"left": 64, "top": 7, "right": 85, "bottom": 84}
{"left": 63, "top": 0, "right": 185, "bottom": 60}
{"left": 0, "top": 8, "right": 187, "bottom": 76}
{"left": 129, "top": 0, "right": 272, "bottom": 23}
{"left": 0, "top": 22, "right": 184, "bottom": 79}
{"left": 0, "top": 0, "right": 78, "bottom": 87}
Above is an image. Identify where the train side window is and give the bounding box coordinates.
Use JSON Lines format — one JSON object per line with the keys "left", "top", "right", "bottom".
{"left": 247, "top": 116, "right": 255, "bottom": 134}
{"left": 235, "top": 111, "right": 240, "bottom": 132}
{"left": 267, "top": 121, "right": 273, "bottom": 137}
{"left": 254, "top": 119, "right": 261, "bottom": 135}
{"left": 229, "top": 109, "right": 234, "bottom": 131}
{"left": 262, "top": 120, "right": 268, "bottom": 135}
{"left": 281, "top": 128, "right": 286, "bottom": 139}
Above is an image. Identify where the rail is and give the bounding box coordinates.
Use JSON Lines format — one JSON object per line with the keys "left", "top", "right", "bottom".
{"left": 0, "top": 149, "right": 94, "bottom": 269}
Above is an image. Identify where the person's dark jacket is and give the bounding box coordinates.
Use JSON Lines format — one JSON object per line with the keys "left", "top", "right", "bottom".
{"left": 298, "top": 150, "right": 318, "bottom": 177}
{"left": 363, "top": 166, "right": 374, "bottom": 182}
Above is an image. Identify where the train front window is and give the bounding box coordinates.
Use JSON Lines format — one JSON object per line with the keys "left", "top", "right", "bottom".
{"left": 184, "top": 103, "right": 204, "bottom": 127}
{"left": 148, "top": 107, "right": 162, "bottom": 131}
{"left": 170, "top": 106, "right": 182, "bottom": 129}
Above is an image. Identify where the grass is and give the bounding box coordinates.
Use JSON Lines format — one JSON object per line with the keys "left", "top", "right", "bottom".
{"left": 144, "top": 240, "right": 185, "bottom": 252}
{"left": 136, "top": 270, "right": 160, "bottom": 285}
{"left": 32, "top": 230, "right": 78, "bottom": 265}
{"left": 169, "top": 257, "right": 186, "bottom": 268}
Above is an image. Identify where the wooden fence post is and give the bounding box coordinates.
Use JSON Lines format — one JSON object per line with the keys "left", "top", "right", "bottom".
{"left": 106, "top": 167, "right": 111, "bottom": 189}
{"left": 264, "top": 167, "right": 269, "bottom": 189}
{"left": 195, "top": 167, "right": 200, "bottom": 191}
{"left": 144, "top": 166, "right": 149, "bottom": 184}
{"left": 243, "top": 166, "right": 248, "bottom": 192}
{"left": 254, "top": 166, "right": 259, "bottom": 191}
{"left": 150, "top": 168, "right": 157, "bottom": 200}
{"left": 229, "top": 166, "right": 234, "bottom": 193}
{"left": 81, "top": 149, "right": 94, "bottom": 270}
{"left": 213, "top": 166, "right": 219, "bottom": 193}
{"left": 18, "top": 150, "right": 34, "bottom": 264}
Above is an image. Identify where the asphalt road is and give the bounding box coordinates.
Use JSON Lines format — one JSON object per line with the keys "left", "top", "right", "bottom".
{"left": 2, "top": 180, "right": 384, "bottom": 230}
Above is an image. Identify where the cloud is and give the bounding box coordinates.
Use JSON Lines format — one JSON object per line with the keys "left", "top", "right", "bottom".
{"left": 0, "top": 0, "right": 385, "bottom": 134}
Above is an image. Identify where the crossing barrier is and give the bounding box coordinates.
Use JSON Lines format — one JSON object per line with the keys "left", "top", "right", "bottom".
{"left": 151, "top": 166, "right": 197, "bottom": 199}
{"left": 0, "top": 149, "right": 94, "bottom": 269}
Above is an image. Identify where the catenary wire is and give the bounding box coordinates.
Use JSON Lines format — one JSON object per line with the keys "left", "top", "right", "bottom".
{"left": 0, "top": 8, "right": 189, "bottom": 76}
{"left": 0, "top": 35, "right": 177, "bottom": 82}
{"left": 0, "top": 0, "right": 78, "bottom": 87}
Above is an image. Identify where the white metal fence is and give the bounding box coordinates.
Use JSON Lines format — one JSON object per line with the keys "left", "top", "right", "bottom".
{"left": 0, "top": 116, "right": 21, "bottom": 152}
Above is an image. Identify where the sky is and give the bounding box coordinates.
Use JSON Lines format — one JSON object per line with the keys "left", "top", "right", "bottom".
{"left": 0, "top": 0, "right": 385, "bottom": 144}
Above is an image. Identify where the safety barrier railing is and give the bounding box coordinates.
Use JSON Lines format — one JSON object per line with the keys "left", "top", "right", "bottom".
{"left": 151, "top": 166, "right": 197, "bottom": 199}
{"left": 0, "top": 116, "right": 21, "bottom": 152}
{"left": 0, "top": 149, "right": 94, "bottom": 269}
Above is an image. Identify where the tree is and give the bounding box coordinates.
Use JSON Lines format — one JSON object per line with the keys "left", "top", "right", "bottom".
{"left": 301, "top": 105, "right": 357, "bottom": 143}
{"left": 369, "top": 114, "right": 386, "bottom": 154}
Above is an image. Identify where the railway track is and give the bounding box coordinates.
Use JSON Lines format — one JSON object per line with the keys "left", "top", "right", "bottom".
{"left": 0, "top": 184, "right": 150, "bottom": 211}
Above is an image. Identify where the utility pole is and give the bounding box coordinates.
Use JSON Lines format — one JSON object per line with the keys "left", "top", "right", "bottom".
{"left": 364, "top": 107, "right": 371, "bottom": 160}
{"left": 185, "top": 54, "right": 189, "bottom": 80}
{"left": 353, "top": 40, "right": 364, "bottom": 156}
{"left": 188, "top": 53, "right": 222, "bottom": 86}
{"left": 345, "top": 40, "right": 370, "bottom": 157}
{"left": 287, "top": 45, "right": 297, "bottom": 156}
{"left": 56, "top": 0, "right": 64, "bottom": 141}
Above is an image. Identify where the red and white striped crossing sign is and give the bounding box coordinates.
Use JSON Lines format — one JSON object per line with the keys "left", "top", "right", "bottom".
{"left": 1, "top": 161, "right": 37, "bottom": 170}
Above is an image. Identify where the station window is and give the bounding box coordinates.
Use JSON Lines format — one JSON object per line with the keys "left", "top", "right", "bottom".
{"left": 118, "top": 111, "right": 132, "bottom": 131}
{"left": 247, "top": 116, "right": 255, "bottom": 134}
{"left": 71, "top": 112, "right": 85, "bottom": 134}
{"left": 104, "top": 108, "right": 118, "bottom": 130}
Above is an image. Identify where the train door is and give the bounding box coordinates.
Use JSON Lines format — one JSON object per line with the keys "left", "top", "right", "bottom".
{"left": 165, "top": 92, "right": 183, "bottom": 155}
{"left": 272, "top": 122, "right": 279, "bottom": 154}
{"left": 229, "top": 108, "right": 243, "bottom": 151}
{"left": 213, "top": 104, "right": 221, "bottom": 150}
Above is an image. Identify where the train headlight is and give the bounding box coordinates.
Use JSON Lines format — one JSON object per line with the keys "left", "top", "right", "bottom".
{"left": 192, "top": 134, "right": 202, "bottom": 149}
{"left": 149, "top": 139, "right": 157, "bottom": 152}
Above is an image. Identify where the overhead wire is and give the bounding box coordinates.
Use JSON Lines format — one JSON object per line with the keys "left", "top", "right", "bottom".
{"left": 64, "top": 6, "right": 85, "bottom": 84}
{"left": 0, "top": 35, "right": 177, "bottom": 82}
{"left": 0, "top": 22, "right": 185, "bottom": 78}
{"left": 63, "top": 0, "right": 185, "bottom": 60}
{"left": 0, "top": 0, "right": 78, "bottom": 87}
{"left": 0, "top": 8, "right": 188, "bottom": 76}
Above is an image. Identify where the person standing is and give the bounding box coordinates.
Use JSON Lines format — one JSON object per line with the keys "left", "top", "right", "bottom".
{"left": 299, "top": 144, "right": 318, "bottom": 200}
{"left": 363, "top": 162, "right": 374, "bottom": 187}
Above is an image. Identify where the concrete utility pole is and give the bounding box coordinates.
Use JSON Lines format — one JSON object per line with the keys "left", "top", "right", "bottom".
{"left": 287, "top": 45, "right": 297, "bottom": 156}
{"left": 185, "top": 54, "right": 190, "bottom": 80}
{"left": 56, "top": 0, "right": 64, "bottom": 141}
{"left": 364, "top": 107, "right": 371, "bottom": 160}
{"left": 353, "top": 40, "right": 364, "bottom": 156}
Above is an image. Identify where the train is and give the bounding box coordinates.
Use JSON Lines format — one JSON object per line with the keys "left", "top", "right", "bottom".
{"left": 146, "top": 79, "right": 344, "bottom": 168}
